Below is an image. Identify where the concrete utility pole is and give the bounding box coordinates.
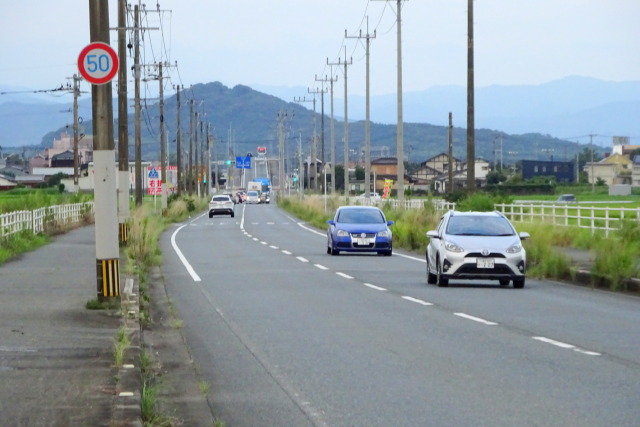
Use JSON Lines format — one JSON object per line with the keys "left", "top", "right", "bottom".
{"left": 320, "top": 68, "right": 339, "bottom": 194}
{"left": 188, "top": 98, "right": 194, "bottom": 195}
{"left": 277, "top": 111, "right": 287, "bottom": 193}
{"left": 314, "top": 75, "right": 329, "bottom": 171}
{"left": 175, "top": 85, "right": 182, "bottom": 195}
{"left": 158, "top": 62, "right": 167, "bottom": 212}
{"left": 346, "top": 25, "right": 376, "bottom": 197}
{"left": 294, "top": 96, "right": 314, "bottom": 192}
{"left": 89, "top": 0, "right": 119, "bottom": 300}
{"left": 466, "top": 0, "right": 476, "bottom": 191}
{"left": 71, "top": 74, "right": 82, "bottom": 192}
{"left": 133, "top": 5, "right": 142, "bottom": 206}
{"left": 448, "top": 112, "right": 453, "bottom": 194}
{"left": 330, "top": 49, "right": 352, "bottom": 197}
{"left": 206, "top": 122, "right": 211, "bottom": 197}
{"left": 117, "top": 0, "right": 129, "bottom": 242}
{"left": 306, "top": 90, "right": 322, "bottom": 190}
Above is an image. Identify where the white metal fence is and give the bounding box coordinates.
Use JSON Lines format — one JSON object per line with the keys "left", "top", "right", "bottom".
{"left": 495, "top": 203, "right": 640, "bottom": 236}
{"left": 0, "top": 202, "right": 94, "bottom": 239}
{"left": 346, "top": 196, "right": 640, "bottom": 235}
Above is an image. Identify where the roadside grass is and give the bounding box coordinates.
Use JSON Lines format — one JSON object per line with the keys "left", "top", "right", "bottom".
{"left": 113, "top": 327, "right": 131, "bottom": 367}
{"left": 0, "top": 188, "right": 93, "bottom": 214}
{"left": 0, "top": 230, "right": 50, "bottom": 264}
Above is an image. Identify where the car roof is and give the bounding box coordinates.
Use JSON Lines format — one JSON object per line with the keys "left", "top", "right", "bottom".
{"left": 338, "top": 205, "right": 382, "bottom": 211}
{"left": 448, "top": 210, "right": 502, "bottom": 217}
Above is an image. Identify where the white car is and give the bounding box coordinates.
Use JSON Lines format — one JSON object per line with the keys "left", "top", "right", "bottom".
{"left": 245, "top": 190, "right": 261, "bottom": 204}
{"left": 208, "top": 194, "right": 235, "bottom": 218}
{"left": 359, "top": 192, "right": 381, "bottom": 200}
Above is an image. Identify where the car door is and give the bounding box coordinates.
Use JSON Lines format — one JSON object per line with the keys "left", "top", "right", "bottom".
{"left": 427, "top": 215, "right": 447, "bottom": 273}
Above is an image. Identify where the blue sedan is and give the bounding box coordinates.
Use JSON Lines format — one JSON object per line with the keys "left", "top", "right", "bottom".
{"left": 327, "top": 206, "right": 394, "bottom": 256}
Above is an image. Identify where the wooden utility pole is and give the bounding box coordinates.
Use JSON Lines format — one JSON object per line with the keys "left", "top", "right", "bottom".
{"left": 117, "top": 0, "right": 129, "bottom": 241}
{"left": 89, "top": 0, "right": 119, "bottom": 300}
{"left": 346, "top": 25, "right": 375, "bottom": 198}
{"left": 72, "top": 74, "right": 81, "bottom": 192}
{"left": 188, "top": 99, "right": 194, "bottom": 195}
{"left": 317, "top": 73, "right": 338, "bottom": 194}
{"left": 466, "top": 0, "right": 475, "bottom": 191}
{"left": 306, "top": 89, "right": 322, "bottom": 190}
{"left": 293, "top": 95, "right": 313, "bottom": 192}
{"left": 159, "top": 62, "right": 167, "bottom": 211}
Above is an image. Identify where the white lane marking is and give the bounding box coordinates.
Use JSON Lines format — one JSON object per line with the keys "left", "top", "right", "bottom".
{"left": 296, "top": 221, "right": 326, "bottom": 236}
{"left": 532, "top": 337, "right": 601, "bottom": 356}
{"left": 314, "top": 264, "right": 329, "bottom": 270}
{"left": 269, "top": 245, "right": 279, "bottom": 249}
{"left": 336, "top": 272, "right": 353, "bottom": 279}
{"left": 252, "top": 237, "right": 259, "bottom": 241}
{"left": 170, "top": 225, "right": 201, "bottom": 282}
{"left": 267, "top": 222, "right": 275, "bottom": 225}
{"left": 297, "top": 256, "right": 309, "bottom": 263}
{"left": 393, "top": 252, "right": 425, "bottom": 262}
{"left": 364, "top": 283, "right": 387, "bottom": 291}
{"left": 261, "top": 241, "right": 268, "bottom": 245}
{"left": 454, "top": 312, "right": 498, "bottom": 326}
{"left": 402, "top": 296, "right": 433, "bottom": 306}
{"left": 282, "top": 250, "right": 292, "bottom": 255}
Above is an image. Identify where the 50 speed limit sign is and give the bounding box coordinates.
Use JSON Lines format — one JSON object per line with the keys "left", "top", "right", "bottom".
{"left": 77, "top": 42, "right": 119, "bottom": 85}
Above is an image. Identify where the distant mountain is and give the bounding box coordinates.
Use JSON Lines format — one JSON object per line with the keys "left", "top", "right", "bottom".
{"left": 255, "top": 76, "right": 640, "bottom": 140}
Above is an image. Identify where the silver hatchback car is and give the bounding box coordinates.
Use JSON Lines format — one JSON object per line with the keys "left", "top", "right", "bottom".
{"left": 426, "top": 210, "right": 530, "bottom": 288}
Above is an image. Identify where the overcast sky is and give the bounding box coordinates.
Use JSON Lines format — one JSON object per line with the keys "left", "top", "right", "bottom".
{"left": 1, "top": 0, "right": 639, "bottom": 100}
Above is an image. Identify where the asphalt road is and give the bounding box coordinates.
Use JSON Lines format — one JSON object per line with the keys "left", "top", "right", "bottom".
{"left": 159, "top": 202, "right": 640, "bottom": 427}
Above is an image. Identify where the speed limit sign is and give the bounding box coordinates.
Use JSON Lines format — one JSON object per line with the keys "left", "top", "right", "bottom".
{"left": 77, "top": 42, "right": 119, "bottom": 85}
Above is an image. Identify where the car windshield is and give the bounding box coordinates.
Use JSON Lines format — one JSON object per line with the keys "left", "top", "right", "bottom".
{"left": 446, "top": 215, "right": 514, "bottom": 236}
{"left": 337, "top": 209, "right": 385, "bottom": 224}
{"left": 247, "top": 191, "right": 258, "bottom": 197}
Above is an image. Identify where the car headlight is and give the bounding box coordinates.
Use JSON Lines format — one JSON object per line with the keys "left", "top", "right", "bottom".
{"left": 377, "top": 230, "right": 391, "bottom": 238}
{"left": 506, "top": 243, "right": 522, "bottom": 254}
{"left": 337, "top": 229, "right": 349, "bottom": 237}
{"left": 444, "top": 240, "right": 464, "bottom": 253}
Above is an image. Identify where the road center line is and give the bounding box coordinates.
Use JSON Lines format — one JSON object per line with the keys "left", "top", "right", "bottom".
{"left": 336, "top": 272, "right": 353, "bottom": 279}
{"left": 454, "top": 312, "right": 498, "bottom": 326}
{"left": 402, "top": 296, "right": 433, "bottom": 306}
{"left": 269, "top": 245, "right": 279, "bottom": 249}
{"left": 314, "top": 264, "right": 329, "bottom": 270}
{"left": 296, "top": 256, "right": 309, "bottom": 263}
{"left": 363, "top": 283, "right": 387, "bottom": 291}
{"left": 532, "top": 336, "right": 601, "bottom": 355}
{"left": 282, "top": 250, "right": 292, "bottom": 255}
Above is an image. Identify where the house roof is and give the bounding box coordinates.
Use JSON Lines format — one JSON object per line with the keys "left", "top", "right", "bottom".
{"left": 372, "top": 157, "right": 398, "bottom": 165}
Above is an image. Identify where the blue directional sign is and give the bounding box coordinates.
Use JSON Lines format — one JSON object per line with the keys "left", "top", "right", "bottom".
{"left": 148, "top": 167, "right": 159, "bottom": 178}
{"left": 235, "top": 156, "right": 252, "bottom": 169}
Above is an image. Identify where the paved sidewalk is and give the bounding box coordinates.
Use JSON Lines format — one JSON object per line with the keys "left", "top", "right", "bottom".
{"left": 0, "top": 226, "right": 133, "bottom": 426}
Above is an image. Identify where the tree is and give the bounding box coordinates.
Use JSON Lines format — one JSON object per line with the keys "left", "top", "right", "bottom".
{"left": 355, "top": 166, "right": 365, "bottom": 181}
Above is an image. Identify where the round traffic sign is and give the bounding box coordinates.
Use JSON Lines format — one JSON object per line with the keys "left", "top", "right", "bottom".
{"left": 77, "top": 42, "right": 119, "bottom": 85}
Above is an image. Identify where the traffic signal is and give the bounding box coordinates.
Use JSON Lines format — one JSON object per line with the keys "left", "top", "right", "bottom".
{"left": 226, "top": 160, "right": 232, "bottom": 165}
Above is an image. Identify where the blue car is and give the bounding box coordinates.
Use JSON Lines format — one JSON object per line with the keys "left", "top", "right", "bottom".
{"left": 327, "top": 206, "right": 394, "bottom": 256}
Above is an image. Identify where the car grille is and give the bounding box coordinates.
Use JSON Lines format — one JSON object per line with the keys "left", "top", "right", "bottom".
{"left": 466, "top": 252, "right": 506, "bottom": 259}
{"left": 350, "top": 233, "right": 376, "bottom": 239}
{"left": 456, "top": 264, "right": 514, "bottom": 275}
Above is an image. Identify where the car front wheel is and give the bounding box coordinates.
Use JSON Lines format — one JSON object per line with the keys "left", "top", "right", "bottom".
{"left": 513, "top": 278, "right": 525, "bottom": 289}
{"left": 436, "top": 258, "right": 449, "bottom": 287}
{"left": 427, "top": 256, "right": 437, "bottom": 285}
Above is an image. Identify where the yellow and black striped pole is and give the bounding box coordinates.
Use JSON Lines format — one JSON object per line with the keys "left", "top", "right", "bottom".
{"left": 97, "top": 259, "right": 120, "bottom": 299}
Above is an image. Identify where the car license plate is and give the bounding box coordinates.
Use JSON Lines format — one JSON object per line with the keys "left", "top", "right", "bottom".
{"left": 357, "top": 238, "right": 370, "bottom": 245}
{"left": 477, "top": 258, "right": 494, "bottom": 269}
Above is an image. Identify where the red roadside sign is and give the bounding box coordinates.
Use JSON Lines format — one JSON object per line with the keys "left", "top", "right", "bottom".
{"left": 77, "top": 42, "right": 119, "bottom": 85}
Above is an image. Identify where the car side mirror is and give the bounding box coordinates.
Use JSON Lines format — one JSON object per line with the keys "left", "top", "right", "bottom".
{"left": 519, "top": 231, "right": 530, "bottom": 240}
{"left": 327, "top": 220, "right": 335, "bottom": 226}
{"left": 426, "top": 230, "right": 439, "bottom": 239}
{"left": 387, "top": 220, "right": 394, "bottom": 226}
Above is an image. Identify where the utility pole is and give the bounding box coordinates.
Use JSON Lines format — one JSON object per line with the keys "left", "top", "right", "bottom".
{"left": 293, "top": 96, "right": 314, "bottom": 191}
{"left": 175, "top": 85, "right": 182, "bottom": 195}
{"left": 117, "top": 0, "right": 129, "bottom": 242}
{"left": 298, "top": 131, "right": 304, "bottom": 199}
{"left": 188, "top": 99, "right": 194, "bottom": 195}
{"left": 346, "top": 24, "right": 376, "bottom": 197}
{"left": 133, "top": 4, "right": 142, "bottom": 206}
{"left": 330, "top": 49, "right": 352, "bottom": 197}
{"left": 305, "top": 90, "right": 321, "bottom": 190}
{"left": 314, "top": 75, "right": 329, "bottom": 172}
{"left": 206, "top": 122, "right": 211, "bottom": 197}
{"left": 277, "top": 111, "right": 287, "bottom": 193}
{"left": 320, "top": 68, "right": 339, "bottom": 195}
{"left": 466, "top": 0, "right": 475, "bottom": 192}
{"left": 448, "top": 112, "right": 453, "bottom": 194}
{"left": 71, "top": 74, "right": 82, "bottom": 192}
{"left": 89, "top": 0, "right": 119, "bottom": 300}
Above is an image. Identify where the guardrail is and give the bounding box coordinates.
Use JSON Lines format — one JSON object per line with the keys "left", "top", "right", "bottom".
{"left": 348, "top": 197, "right": 456, "bottom": 211}
{"left": 1, "top": 202, "right": 94, "bottom": 239}
{"left": 496, "top": 203, "right": 640, "bottom": 236}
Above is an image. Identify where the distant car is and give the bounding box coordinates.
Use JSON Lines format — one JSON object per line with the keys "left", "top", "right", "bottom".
{"left": 260, "top": 192, "right": 271, "bottom": 204}
{"left": 359, "top": 192, "right": 381, "bottom": 200}
{"left": 326, "top": 206, "right": 394, "bottom": 256}
{"left": 245, "top": 190, "right": 261, "bottom": 204}
{"left": 225, "top": 193, "right": 237, "bottom": 204}
{"left": 208, "top": 194, "right": 235, "bottom": 218}
{"left": 426, "top": 210, "right": 530, "bottom": 288}
{"left": 556, "top": 194, "right": 576, "bottom": 203}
